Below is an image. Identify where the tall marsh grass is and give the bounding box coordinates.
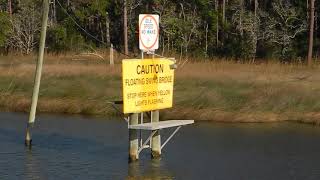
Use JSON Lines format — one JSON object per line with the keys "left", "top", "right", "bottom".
{"left": 0, "top": 54, "right": 320, "bottom": 123}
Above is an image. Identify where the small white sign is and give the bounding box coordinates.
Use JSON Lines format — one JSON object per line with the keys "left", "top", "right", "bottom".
{"left": 139, "top": 14, "right": 159, "bottom": 51}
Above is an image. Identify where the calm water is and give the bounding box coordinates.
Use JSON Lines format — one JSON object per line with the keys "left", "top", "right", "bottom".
{"left": 1, "top": 112, "right": 320, "bottom": 179}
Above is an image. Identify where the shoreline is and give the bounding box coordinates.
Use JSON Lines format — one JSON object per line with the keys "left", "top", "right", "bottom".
{"left": 1, "top": 56, "right": 320, "bottom": 125}
{"left": 1, "top": 99, "right": 319, "bottom": 125}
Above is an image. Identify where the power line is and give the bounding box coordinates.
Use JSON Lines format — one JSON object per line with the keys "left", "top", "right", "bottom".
{"left": 55, "top": 0, "right": 173, "bottom": 60}
{"left": 56, "top": 0, "right": 106, "bottom": 45}
{"left": 55, "top": 0, "right": 135, "bottom": 58}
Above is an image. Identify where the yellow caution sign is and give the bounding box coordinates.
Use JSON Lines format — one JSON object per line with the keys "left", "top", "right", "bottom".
{"left": 122, "top": 58, "right": 175, "bottom": 113}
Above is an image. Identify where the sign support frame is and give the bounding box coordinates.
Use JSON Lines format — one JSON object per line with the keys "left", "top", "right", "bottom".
{"left": 125, "top": 14, "right": 194, "bottom": 162}
{"left": 128, "top": 50, "right": 163, "bottom": 161}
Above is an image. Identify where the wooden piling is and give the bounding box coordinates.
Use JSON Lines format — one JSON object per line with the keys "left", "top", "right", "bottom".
{"left": 110, "top": 44, "right": 114, "bottom": 66}
{"left": 151, "top": 110, "right": 161, "bottom": 158}
{"left": 129, "top": 113, "right": 139, "bottom": 162}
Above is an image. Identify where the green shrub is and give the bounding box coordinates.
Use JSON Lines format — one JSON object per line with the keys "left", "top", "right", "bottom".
{"left": 47, "top": 25, "right": 68, "bottom": 52}
{"left": 0, "top": 12, "right": 11, "bottom": 47}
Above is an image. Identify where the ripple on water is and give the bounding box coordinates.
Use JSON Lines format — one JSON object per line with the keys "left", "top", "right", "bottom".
{"left": 1, "top": 113, "right": 320, "bottom": 179}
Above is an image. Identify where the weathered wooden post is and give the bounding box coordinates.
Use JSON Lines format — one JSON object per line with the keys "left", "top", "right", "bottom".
{"left": 128, "top": 49, "right": 145, "bottom": 162}
{"left": 151, "top": 110, "right": 161, "bottom": 158}
{"left": 110, "top": 43, "right": 114, "bottom": 66}
{"left": 151, "top": 51, "right": 161, "bottom": 158}
{"left": 129, "top": 113, "right": 139, "bottom": 161}
{"left": 25, "top": 0, "right": 50, "bottom": 147}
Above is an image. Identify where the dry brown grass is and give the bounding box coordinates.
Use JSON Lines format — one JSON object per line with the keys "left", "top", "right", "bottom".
{"left": 1, "top": 54, "right": 320, "bottom": 123}
{"left": 166, "top": 61, "right": 320, "bottom": 123}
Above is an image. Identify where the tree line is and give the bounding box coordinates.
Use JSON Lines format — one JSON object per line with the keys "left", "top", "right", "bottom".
{"left": 0, "top": 0, "right": 318, "bottom": 63}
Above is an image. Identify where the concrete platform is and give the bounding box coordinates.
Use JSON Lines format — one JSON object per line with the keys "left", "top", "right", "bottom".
{"left": 129, "top": 120, "right": 194, "bottom": 130}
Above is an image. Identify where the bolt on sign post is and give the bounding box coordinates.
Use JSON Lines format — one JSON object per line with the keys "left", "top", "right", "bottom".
{"left": 139, "top": 14, "right": 159, "bottom": 52}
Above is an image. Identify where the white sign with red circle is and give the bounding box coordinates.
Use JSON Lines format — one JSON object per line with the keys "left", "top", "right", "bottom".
{"left": 139, "top": 14, "right": 159, "bottom": 51}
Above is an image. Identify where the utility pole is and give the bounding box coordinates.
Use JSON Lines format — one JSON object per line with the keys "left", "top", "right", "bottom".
{"left": 240, "top": 0, "right": 243, "bottom": 36}
{"left": 25, "top": 0, "right": 50, "bottom": 147}
{"left": 308, "top": 0, "right": 315, "bottom": 66}
{"left": 53, "top": 0, "right": 57, "bottom": 23}
{"left": 123, "top": 0, "right": 129, "bottom": 55}
{"left": 254, "top": 0, "right": 258, "bottom": 17}
{"left": 106, "top": 12, "right": 110, "bottom": 46}
{"left": 7, "top": 0, "right": 12, "bottom": 16}
{"left": 222, "top": 0, "right": 226, "bottom": 23}
{"left": 215, "top": 0, "right": 219, "bottom": 47}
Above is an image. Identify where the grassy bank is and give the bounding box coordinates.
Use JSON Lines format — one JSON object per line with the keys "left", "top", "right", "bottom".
{"left": 1, "top": 55, "right": 320, "bottom": 123}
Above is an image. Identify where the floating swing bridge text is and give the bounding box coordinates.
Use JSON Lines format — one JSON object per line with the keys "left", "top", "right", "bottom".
{"left": 122, "top": 58, "right": 175, "bottom": 114}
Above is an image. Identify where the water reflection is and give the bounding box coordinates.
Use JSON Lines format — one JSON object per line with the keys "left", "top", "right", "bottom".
{"left": 3, "top": 113, "right": 320, "bottom": 179}
{"left": 24, "top": 148, "right": 46, "bottom": 180}
{"left": 127, "top": 158, "right": 174, "bottom": 179}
